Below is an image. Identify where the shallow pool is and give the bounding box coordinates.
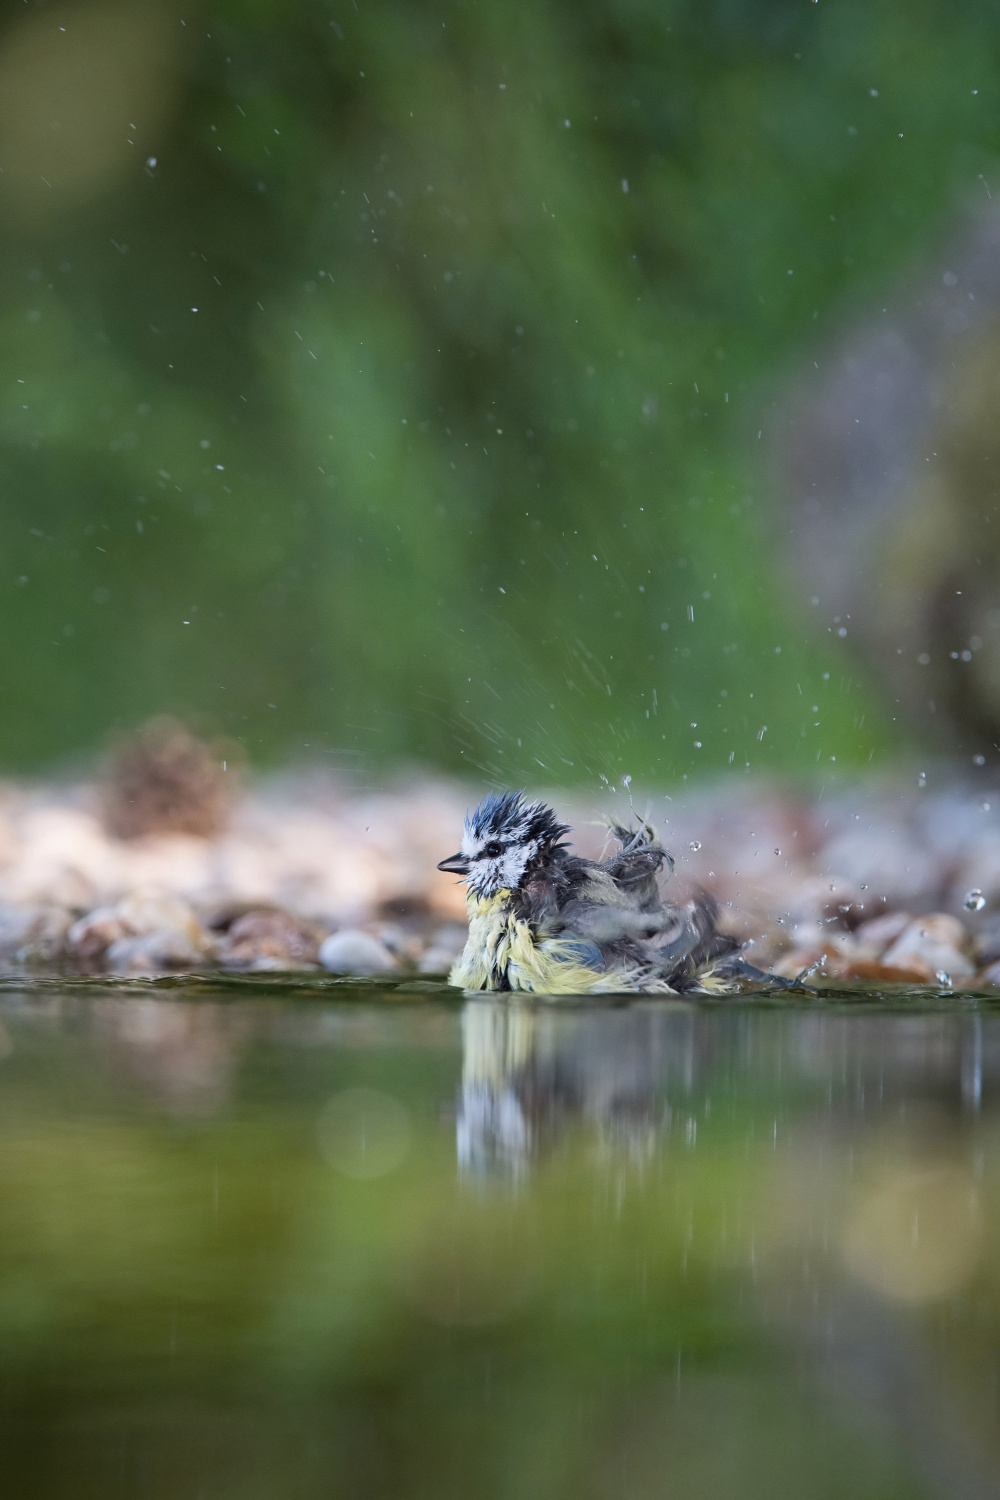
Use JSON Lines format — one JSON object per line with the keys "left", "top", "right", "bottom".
{"left": 1, "top": 978, "right": 999, "bottom": 1499}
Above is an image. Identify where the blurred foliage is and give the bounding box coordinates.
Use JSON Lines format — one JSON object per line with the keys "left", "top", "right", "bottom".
{"left": 0, "top": 0, "right": 996, "bottom": 778}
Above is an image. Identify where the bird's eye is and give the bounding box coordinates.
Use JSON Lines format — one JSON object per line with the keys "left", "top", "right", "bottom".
{"left": 484, "top": 841, "right": 503, "bottom": 858}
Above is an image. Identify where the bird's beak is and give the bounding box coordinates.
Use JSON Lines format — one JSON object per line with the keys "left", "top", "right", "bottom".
{"left": 437, "top": 851, "right": 470, "bottom": 876}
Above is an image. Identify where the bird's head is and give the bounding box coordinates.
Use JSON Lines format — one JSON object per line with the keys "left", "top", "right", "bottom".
{"left": 438, "top": 791, "right": 569, "bottom": 898}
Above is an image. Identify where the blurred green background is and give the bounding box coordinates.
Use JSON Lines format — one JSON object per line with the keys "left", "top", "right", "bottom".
{"left": 0, "top": 0, "right": 994, "bottom": 782}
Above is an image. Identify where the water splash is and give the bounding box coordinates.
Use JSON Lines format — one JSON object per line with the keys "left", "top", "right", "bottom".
{"left": 794, "top": 953, "right": 827, "bottom": 984}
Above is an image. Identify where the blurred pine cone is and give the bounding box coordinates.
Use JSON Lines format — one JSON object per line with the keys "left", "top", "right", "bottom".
{"left": 101, "top": 717, "right": 234, "bottom": 840}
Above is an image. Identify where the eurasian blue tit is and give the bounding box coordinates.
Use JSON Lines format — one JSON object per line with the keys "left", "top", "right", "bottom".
{"left": 437, "top": 790, "right": 784, "bottom": 995}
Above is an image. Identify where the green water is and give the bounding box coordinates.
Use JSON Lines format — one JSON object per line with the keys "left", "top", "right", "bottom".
{"left": 2, "top": 982, "right": 1000, "bottom": 1499}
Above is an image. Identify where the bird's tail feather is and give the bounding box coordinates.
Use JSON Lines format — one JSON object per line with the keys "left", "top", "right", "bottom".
{"left": 642, "top": 891, "right": 791, "bottom": 994}
{"left": 689, "top": 954, "right": 794, "bottom": 994}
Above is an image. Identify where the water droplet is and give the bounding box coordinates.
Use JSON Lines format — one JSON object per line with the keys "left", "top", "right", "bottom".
{"left": 965, "top": 889, "right": 986, "bottom": 911}
{"left": 774, "top": 848, "right": 781, "bottom": 856}
{"left": 860, "top": 883, "right": 868, "bottom": 890}
{"left": 621, "top": 774, "right": 631, "bottom": 789}
{"left": 983, "top": 801, "right": 992, "bottom": 812}
{"left": 974, "top": 754, "right": 986, "bottom": 766}
{"left": 688, "top": 840, "right": 702, "bottom": 851}
{"left": 917, "top": 771, "right": 927, "bottom": 788}
{"left": 935, "top": 969, "right": 952, "bottom": 988}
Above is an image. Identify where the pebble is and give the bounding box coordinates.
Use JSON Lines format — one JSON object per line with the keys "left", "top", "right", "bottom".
{"left": 68, "top": 890, "right": 213, "bottom": 972}
{"left": 774, "top": 911, "right": 975, "bottom": 985}
{"left": 418, "top": 948, "right": 457, "bottom": 976}
{"left": 68, "top": 905, "right": 128, "bottom": 959}
{"left": 974, "top": 921, "right": 1000, "bottom": 966}
{"left": 881, "top": 914, "right": 975, "bottom": 982}
{"left": 0, "top": 902, "right": 73, "bottom": 965}
{"left": 319, "top": 929, "right": 397, "bottom": 976}
{"left": 375, "top": 921, "right": 426, "bottom": 965}
{"left": 822, "top": 827, "right": 942, "bottom": 908}
{"left": 418, "top": 924, "right": 468, "bottom": 974}
{"left": 217, "top": 908, "right": 320, "bottom": 971}
{"left": 851, "top": 910, "right": 911, "bottom": 956}
{"left": 105, "top": 930, "right": 210, "bottom": 976}
{"left": 839, "top": 959, "right": 937, "bottom": 984}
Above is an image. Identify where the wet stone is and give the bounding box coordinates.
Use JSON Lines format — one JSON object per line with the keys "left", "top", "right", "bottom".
{"left": 418, "top": 924, "right": 468, "bottom": 975}
{"left": 851, "top": 910, "right": 912, "bottom": 956}
{"left": 0, "top": 902, "right": 73, "bottom": 965}
{"left": 68, "top": 906, "right": 128, "bottom": 959}
{"left": 974, "top": 920, "right": 1000, "bottom": 966}
{"left": 319, "top": 929, "right": 397, "bottom": 976}
{"left": 375, "top": 922, "right": 427, "bottom": 966}
{"left": 217, "top": 908, "right": 321, "bottom": 971}
{"left": 822, "top": 827, "right": 943, "bottom": 908}
{"left": 881, "top": 914, "right": 975, "bottom": 982}
{"left": 839, "top": 959, "right": 937, "bottom": 984}
{"left": 68, "top": 890, "right": 213, "bottom": 973}
{"left": 106, "top": 930, "right": 210, "bottom": 977}
{"left": 773, "top": 910, "right": 976, "bottom": 986}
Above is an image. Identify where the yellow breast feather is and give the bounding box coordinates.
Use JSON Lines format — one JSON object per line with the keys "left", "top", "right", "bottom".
{"left": 507, "top": 925, "right": 606, "bottom": 995}
{"left": 448, "top": 891, "right": 514, "bottom": 990}
{"left": 449, "top": 892, "right": 678, "bottom": 995}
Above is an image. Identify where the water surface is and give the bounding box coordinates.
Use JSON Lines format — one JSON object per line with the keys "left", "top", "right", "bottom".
{"left": 2, "top": 980, "right": 1000, "bottom": 1499}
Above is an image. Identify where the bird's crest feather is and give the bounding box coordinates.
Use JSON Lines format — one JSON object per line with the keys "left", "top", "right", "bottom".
{"left": 466, "top": 790, "right": 569, "bottom": 849}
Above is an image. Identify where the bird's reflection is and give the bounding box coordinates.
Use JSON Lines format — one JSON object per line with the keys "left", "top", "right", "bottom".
{"left": 458, "top": 998, "right": 689, "bottom": 1176}
{"left": 456, "top": 997, "right": 1000, "bottom": 1498}
{"left": 457, "top": 1001, "right": 535, "bottom": 1176}
{"left": 458, "top": 996, "right": 998, "bottom": 1178}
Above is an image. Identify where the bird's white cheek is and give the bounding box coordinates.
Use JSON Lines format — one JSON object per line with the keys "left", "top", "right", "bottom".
{"left": 470, "top": 862, "right": 503, "bottom": 897}
{"left": 499, "top": 849, "right": 529, "bottom": 889}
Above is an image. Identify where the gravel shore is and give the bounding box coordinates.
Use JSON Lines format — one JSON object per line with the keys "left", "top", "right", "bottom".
{"left": 0, "top": 765, "right": 997, "bottom": 987}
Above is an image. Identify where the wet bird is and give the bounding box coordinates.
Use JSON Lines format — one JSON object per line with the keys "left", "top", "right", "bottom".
{"left": 437, "top": 790, "right": 784, "bottom": 994}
